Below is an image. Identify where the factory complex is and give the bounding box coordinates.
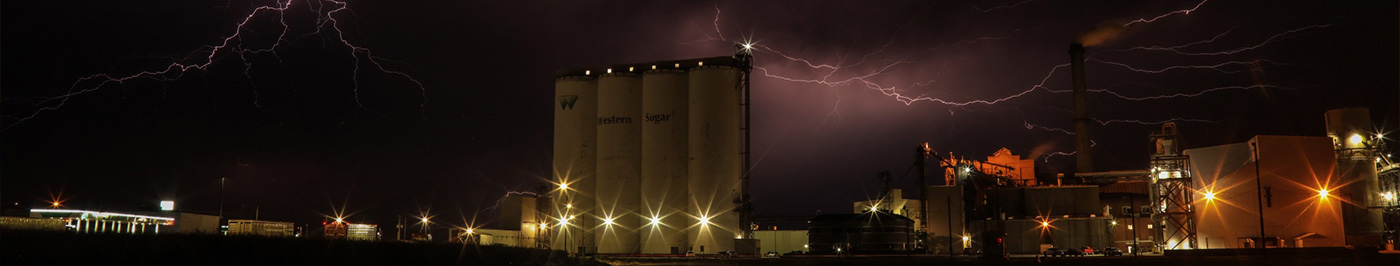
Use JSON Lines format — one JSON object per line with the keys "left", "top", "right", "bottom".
{"left": 535, "top": 44, "right": 1400, "bottom": 257}
{"left": 1, "top": 44, "right": 1395, "bottom": 259}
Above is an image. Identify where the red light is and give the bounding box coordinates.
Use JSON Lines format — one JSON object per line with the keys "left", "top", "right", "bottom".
{"left": 996, "top": 238, "right": 1003, "bottom": 245}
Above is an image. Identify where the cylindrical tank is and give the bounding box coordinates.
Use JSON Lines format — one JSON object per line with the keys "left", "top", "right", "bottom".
{"left": 595, "top": 73, "right": 643, "bottom": 253}
{"left": 554, "top": 75, "right": 598, "bottom": 253}
{"left": 640, "top": 69, "right": 689, "bottom": 254}
{"left": 687, "top": 65, "right": 742, "bottom": 253}
{"left": 1324, "top": 108, "right": 1383, "bottom": 243}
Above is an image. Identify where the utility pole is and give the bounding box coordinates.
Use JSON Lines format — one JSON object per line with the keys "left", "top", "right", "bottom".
{"left": 917, "top": 144, "right": 930, "bottom": 253}
{"left": 1130, "top": 195, "right": 1138, "bottom": 257}
{"left": 218, "top": 177, "right": 226, "bottom": 219}
{"left": 947, "top": 195, "right": 954, "bottom": 256}
{"left": 1253, "top": 141, "right": 1267, "bottom": 249}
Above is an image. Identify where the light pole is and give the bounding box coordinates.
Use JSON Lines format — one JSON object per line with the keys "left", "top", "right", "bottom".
{"left": 1252, "top": 141, "right": 1266, "bottom": 249}
{"left": 218, "top": 177, "right": 226, "bottom": 219}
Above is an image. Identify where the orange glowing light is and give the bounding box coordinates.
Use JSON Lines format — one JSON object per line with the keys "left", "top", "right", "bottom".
{"left": 1318, "top": 189, "right": 1329, "bottom": 199}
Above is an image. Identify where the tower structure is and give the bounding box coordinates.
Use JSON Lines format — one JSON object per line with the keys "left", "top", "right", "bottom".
{"left": 1150, "top": 122, "right": 1196, "bottom": 250}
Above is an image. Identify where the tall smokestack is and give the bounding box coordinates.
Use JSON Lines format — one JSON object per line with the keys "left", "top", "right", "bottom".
{"left": 1069, "top": 43, "right": 1093, "bottom": 173}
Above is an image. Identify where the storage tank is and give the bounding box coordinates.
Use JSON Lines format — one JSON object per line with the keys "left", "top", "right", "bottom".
{"left": 553, "top": 75, "right": 598, "bottom": 253}
{"left": 687, "top": 65, "right": 742, "bottom": 253}
{"left": 640, "top": 69, "right": 689, "bottom": 254}
{"left": 1324, "top": 107, "right": 1383, "bottom": 245}
{"left": 596, "top": 72, "right": 643, "bottom": 253}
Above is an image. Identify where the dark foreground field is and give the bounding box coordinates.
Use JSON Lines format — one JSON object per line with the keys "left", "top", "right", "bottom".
{"left": 4, "top": 230, "right": 1397, "bottom": 266}
{"left": 601, "top": 251, "right": 1400, "bottom": 266}
{"left": 0, "top": 230, "right": 604, "bottom": 266}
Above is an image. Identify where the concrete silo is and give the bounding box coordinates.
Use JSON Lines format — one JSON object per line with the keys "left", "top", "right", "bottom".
{"left": 596, "top": 72, "right": 643, "bottom": 253}
{"left": 687, "top": 65, "right": 742, "bottom": 253}
{"left": 553, "top": 75, "right": 598, "bottom": 254}
{"left": 640, "top": 69, "right": 689, "bottom": 254}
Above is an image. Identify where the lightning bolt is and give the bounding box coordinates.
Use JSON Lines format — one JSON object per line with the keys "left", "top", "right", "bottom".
{"left": 1121, "top": 0, "right": 1210, "bottom": 27}
{"left": 1093, "top": 118, "right": 1221, "bottom": 126}
{"left": 1114, "top": 23, "right": 1334, "bottom": 56}
{"left": 4, "top": 0, "right": 427, "bottom": 129}
{"left": 1090, "top": 58, "right": 1292, "bottom": 74}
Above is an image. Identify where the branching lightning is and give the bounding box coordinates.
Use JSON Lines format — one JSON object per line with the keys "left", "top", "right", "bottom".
{"left": 4, "top": 0, "right": 427, "bottom": 129}
{"left": 683, "top": 1, "right": 1343, "bottom": 167}
{"left": 1121, "top": 0, "right": 1210, "bottom": 27}
{"left": 1113, "top": 23, "right": 1333, "bottom": 56}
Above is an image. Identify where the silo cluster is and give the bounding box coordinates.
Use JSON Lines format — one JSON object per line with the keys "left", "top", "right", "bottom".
{"left": 552, "top": 56, "right": 745, "bottom": 254}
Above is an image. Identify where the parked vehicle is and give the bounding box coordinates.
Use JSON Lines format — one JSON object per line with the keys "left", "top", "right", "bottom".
{"left": 1080, "top": 246, "right": 1095, "bottom": 255}
{"left": 764, "top": 251, "right": 779, "bottom": 258}
{"left": 1042, "top": 247, "right": 1065, "bottom": 256}
{"left": 1064, "top": 248, "right": 1085, "bottom": 257}
{"left": 1102, "top": 247, "right": 1123, "bottom": 256}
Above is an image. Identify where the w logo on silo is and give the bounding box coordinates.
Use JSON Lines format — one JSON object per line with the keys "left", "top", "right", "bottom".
{"left": 559, "top": 95, "right": 580, "bottom": 110}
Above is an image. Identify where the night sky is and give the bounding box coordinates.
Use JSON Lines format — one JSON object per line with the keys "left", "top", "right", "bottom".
{"left": 3, "top": 0, "right": 1397, "bottom": 231}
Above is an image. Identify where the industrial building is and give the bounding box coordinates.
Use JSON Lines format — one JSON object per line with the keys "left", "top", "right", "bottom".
{"left": 752, "top": 229, "right": 808, "bottom": 255}
{"left": 552, "top": 48, "right": 756, "bottom": 254}
{"left": 1183, "top": 108, "right": 1393, "bottom": 249}
{"left": 25, "top": 208, "right": 218, "bottom": 235}
{"left": 872, "top": 42, "right": 1400, "bottom": 256}
{"left": 807, "top": 211, "right": 917, "bottom": 254}
{"left": 449, "top": 194, "right": 550, "bottom": 247}
{"left": 853, "top": 189, "right": 923, "bottom": 229}
{"left": 227, "top": 219, "right": 296, "bottom": 237}
{"left": 324, "top": 221, "right": 379, "bottom": 241}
